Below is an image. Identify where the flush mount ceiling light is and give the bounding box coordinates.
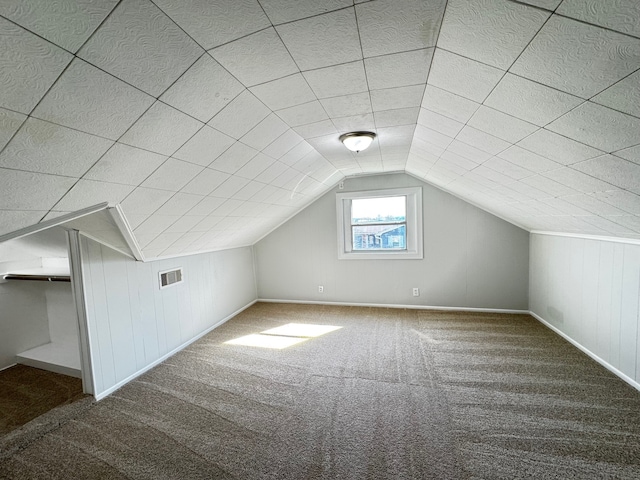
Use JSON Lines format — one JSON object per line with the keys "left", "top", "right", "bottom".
{"left": 339, "top": 131, "right": 376, "bottom": 153}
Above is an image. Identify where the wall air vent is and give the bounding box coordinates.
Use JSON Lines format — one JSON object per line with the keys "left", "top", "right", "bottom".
{"left": 159, "top": 268, "right": 183, "bottom": 289}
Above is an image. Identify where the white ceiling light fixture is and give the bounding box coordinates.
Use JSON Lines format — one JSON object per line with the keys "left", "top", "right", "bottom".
{"left": 339, "top": 132, "right": 376, "bottom": 153}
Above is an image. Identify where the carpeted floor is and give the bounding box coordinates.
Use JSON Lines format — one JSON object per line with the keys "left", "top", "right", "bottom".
{"left": 2, "top": 303, "right": 640, "bottom": 479}
{"left": 0, "top": 365, "right": 86, "bottom": 436}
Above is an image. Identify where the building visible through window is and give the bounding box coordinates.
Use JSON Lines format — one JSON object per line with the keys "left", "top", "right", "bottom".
{"left": 351, "top": 196, "right": 407, "bottom": 251}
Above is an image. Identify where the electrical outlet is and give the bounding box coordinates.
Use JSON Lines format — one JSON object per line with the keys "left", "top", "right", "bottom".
{"left": 412, "top": 287, "right": 419, "bottom": 297}
{"left": 318, "top": 285, "right": 324, "bottom": 293}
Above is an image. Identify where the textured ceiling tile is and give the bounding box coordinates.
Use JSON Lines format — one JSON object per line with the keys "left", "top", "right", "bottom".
{"left": 276, "top": 8, "right": 361, "bottom": 71}
{"left": 208, "top": 90, "right": 270, "bottom": 139}
{"left": 546, "top": 102, "right": 640, "bottom": 152}
{"left": 332, "top": 113, "right": 376, "bottom": 133}
{"left": 181, "top": 169, "right": 230, "bottom": 196}
{"left": 302, "top": 61, "right": 368, "bottom": 99}
{"left": 441, "top": 150, "right": 480, "bottom": 171}
{"left": 557, "top": 0, "right": 640, "bottom": 38}
{"left": 120, "top": 102, "right": 202, "bottom": 155}
{"left": 414, "top": 125, "right": 454, "bottom": 150}
{"left": 374, "top": 107, "right": 420, "bottom": 128}
{"left": 210, "top": 28, "right": 298, "bottom": 87}
{"left": 321, "top": 92, "right": 372, "bottom": 118}
{"left": 516, "top": 0, "right": 563, "bottom": 10}
{"left": 541, "top": 167, "right": 614, "bottom": 193}
{"left": 165, "top": 217, "right": 207, "bottom": 234}
{"left": 209, "top": 142, "right": 259, "bottom": 175}
{"left": 481, "top": 157, "right": 534, "bottom": 180}
{"left": 119, "top": 187, "right": 174, "bottom": 215}
{"left": 417, "top": 108, "right": 464, "bottom": 137}
{"left": 0, "top": 107, "right": 26, "bottom": 151}
{"left": 510, "top": 15, "right": 640, "bottom": 99}
{"left": 32, "top": 59, "right": 154, "bottom": 140}
{"left": 447, "top": 139, "right": 492, "bottom": 163}
{"left": 250, "top": 74, "right": 316, "bottom": 111}
{"left": 562, "top": 194, "right": 628, "bottom": 216}
{"left": 154, "top": 192, "right": 204, "bottom": 216}
{"left": 78, "top": 0, "right": 203, "bottom": 97}
{"left": 53, "top": 180, "right": 135, "bottom": 211}
{"left": 614, "top": 145, "right": 640, "bottom": 165}
{"left": 593, "top": 190, "right": 640, "bottom": 215}
{"left": 263, "top": 130, "right": 304, "bottom": 159}
{"left": 592, "top": 70, "right": 640, "bottom": 119}
{"left": 370, "top": 85, "right": 424, "bottom": 112}
{"left": 134, "top": 214, "right": 181, "bottom": 236}
{"left": 210, "top": 176, "right": 250, "bottom": 198}
{"left": 467, "top": 106, "right": 539, "bottom": 143}
{"left": 160, "top": 54, "right": 244, "bottom": 123}
{"left": 497, "top": 145, "right": 562, "bottom": 173}
{"left": 428, "top": 49, "right": 504, "bottom": 103}
{"left": 0, "top": 118, "right": 113, "bottom": 177}
{"left": 520, "top": 174, "right": 578, "bottom": 197}
{"left": 356, "top": 0, "right": 446, "bottom": 57}
{"left": 0, "top": 169, "right": 75, "bottom": 210}
{"left": 421, "top": 85, "right": 480, "bottom": 123}
{"left": 484, "top": 73, "right": 584, "bottom": 127}
{"left": 153, "top": 0, "right": 269, "bottom": 50}
{"left": 84, "top": 143, "right": 167, "bottom": 186}
{"left": 276, "top": 101, "right": 328, "bottom": 127}
{"left": 516, "top": 129, "right": 603, "bottom": 165}
{"left": 439, "top": 0, "right": 550, "bottom": 69}
{"left": 457, "top": 126, "right": 511, "bottom": 155}
{"left": 259, "top": 0, "right": 352, "bottom": 24}
{"left": 188, "top": 196, "right": 225, "bottom": 216}
{"left": 364, "top": 49, "right": 433, "bottom": 90}
{"left": 573, "top": 154, "right": 640, "bottom": 191}
{"left": 0, "top": 210, "right": 46, "bottom": 236}
{"left": 279, "top": 142, "right": 314, "bottom": 166}
{"left": 173, "top": 126, "right": 235, "bottom": 167}
{"left": 293, "top": 120, "right": 338, "bottom": 139}
{"left": 141, "top": 158, "right": 204, "bottom": 191}
{"left": 233, "top": 181, "right": 266, "bottom": 201}
{"left": 0, "top": 18, "right": 72, "bottom": 114}
{"left": 235, "top": 153, "right": 274, "bottom": 180}
{"left": 0, "top": 0, "right": 119, "bottom": 52}
{"left": 240, "top": 114, "right": 290, "bottom": 151}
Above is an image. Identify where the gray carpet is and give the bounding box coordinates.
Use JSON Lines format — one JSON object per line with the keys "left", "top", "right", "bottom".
{"left": 2, "top": 303, "right": 640, "bottom": 479}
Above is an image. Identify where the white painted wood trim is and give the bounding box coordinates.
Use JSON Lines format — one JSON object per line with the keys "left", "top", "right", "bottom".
{"left": 67, "top": 230, "right": 95, "bottom": 396}
{"left": 529, "top": 311, "right": 640, "bottom": 393}
{"left": 530, "top": 230, "right": 640, "bottom": 246}
{"left": 94, "top": 299, "right": 258, "bottom": 401}
{"left": 0, "top": 363, "right": 17, "bottom": 372}
{"left": 109, "top": 205, "right": 144, "bottom": 261}
{"left": 258, "top": 298, "right": 529, "bottom": 314}
{"left": 79, "top": 231, "right": 136, "bottom": 260}
{"left": 0, "top": 203, "right": 109, "bottom": 244}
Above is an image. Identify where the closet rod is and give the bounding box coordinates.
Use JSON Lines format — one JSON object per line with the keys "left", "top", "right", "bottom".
{"left": 2, "top": 274, "right": 71, "bottom": 282}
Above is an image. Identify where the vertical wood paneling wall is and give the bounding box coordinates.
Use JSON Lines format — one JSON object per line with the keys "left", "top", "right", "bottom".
{"left": 80, "top": 236, "right": 256, "bottom": 398}
{"left": 530, "top": 233, "right": 640, "bottom": 388}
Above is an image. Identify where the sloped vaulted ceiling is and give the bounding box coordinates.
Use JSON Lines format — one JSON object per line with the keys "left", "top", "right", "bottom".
{"left": 0, "top": 0, "right": 639, "bottom": 259}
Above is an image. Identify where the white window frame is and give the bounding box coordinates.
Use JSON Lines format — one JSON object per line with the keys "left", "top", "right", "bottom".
{"left": 336, "top": 187, "right": 423, "bottom": 260}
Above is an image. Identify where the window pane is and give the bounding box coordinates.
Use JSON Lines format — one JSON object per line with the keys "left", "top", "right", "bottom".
{"left": 352, "top": 224, "right": 406, "bottom": 250}
{"left": 351, "top": 196, "right": 406, "bottom": 225}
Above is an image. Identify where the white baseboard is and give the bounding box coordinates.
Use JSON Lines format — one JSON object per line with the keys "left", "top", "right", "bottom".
{"left": 0, "top": 363, "right": 17, "bottom": 372}
{"left": 94, "top": 299, "right": 258, "bottom": 401}
{"left": 258, "top": 298, "right": 529, "bottom": 315}
{"left": 529, "top": 311, "right": 640, "bottom": 393}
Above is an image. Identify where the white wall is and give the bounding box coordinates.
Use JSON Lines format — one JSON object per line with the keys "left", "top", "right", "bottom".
{"left": 0, "top": 282, "right": 49, "bottom": 369}
{"left": 79, "top": 236, "right": 257, "bottom": 398}
{"left": 530, "top": 233, "right": 640, "bottom": 387}
{"left": 44, "top": 282, "right": 78, "bottom": 346}
{"left": 255, "top": 173, "right": 529, "bottom": 310}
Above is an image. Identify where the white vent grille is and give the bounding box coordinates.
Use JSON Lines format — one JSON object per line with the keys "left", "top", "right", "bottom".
{"left": 159, "top": 268, "right": 183, "bottom": 289}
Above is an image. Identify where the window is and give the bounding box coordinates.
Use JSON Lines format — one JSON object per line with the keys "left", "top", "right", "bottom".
{"left": 336, "top": 187, "right": 423, "bottom": 259}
